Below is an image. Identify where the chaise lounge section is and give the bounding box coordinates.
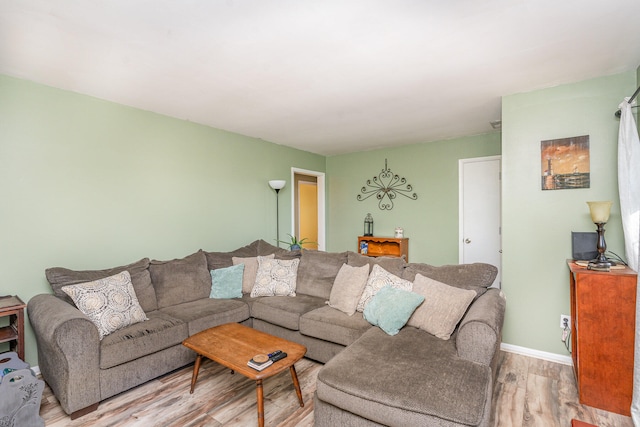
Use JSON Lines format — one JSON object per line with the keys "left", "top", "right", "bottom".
{"left": 27, "top": 240, "right": 505, "bottom": 425}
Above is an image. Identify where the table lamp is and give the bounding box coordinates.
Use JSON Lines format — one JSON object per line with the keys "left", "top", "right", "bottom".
{"left": 586, "top": 201, "right": 614, "bottom": 269}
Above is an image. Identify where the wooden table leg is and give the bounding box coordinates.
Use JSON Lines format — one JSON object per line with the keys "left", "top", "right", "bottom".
{"left": 290, "top": 364, "right": 304, "bottom": 407}
{"left": 256, "top": 379, "right": 264, "bottom": 427}
{"left": 189, "top": 354, "right": 203, "bottom": 394}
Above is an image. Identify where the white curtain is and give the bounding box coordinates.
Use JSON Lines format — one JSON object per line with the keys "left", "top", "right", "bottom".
{"left": 620, "top": 96, "right": 640, "bottom": 425}
{"left": 619, "top": 97, "right": 640, "bottom": 272}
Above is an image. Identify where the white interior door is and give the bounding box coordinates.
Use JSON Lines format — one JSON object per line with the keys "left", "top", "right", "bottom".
{"left": 459, "top": 156, "right": 502, "bottom": 287}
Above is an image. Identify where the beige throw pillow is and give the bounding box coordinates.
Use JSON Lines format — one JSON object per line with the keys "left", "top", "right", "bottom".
{"left": 233, "top": 254, "right": 274, "bottom": 294}
{"left": 327, "top": 263, "right": 370, "bottom": 316}
{"left": 61, "top": 271, "right": 148, "bottom": 340}
{"left": 356, "top": 264, "right": 412, "bottom": 312}
{"left": 408, "top": 273, "right": 476, "bottom": 340}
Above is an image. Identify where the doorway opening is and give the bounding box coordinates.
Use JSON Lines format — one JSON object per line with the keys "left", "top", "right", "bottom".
{"left": 291, "top": 168, "right": 325, "bottom": 251}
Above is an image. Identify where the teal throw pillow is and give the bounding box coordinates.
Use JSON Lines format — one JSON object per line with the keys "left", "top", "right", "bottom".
{"left": 363, "top": 285, "right": 425, "bottom": 336}
{"left": 210, "top": 264, "right": 244, "bottom": 299}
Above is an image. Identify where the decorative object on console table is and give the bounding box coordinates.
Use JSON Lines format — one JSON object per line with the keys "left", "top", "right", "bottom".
{"left": 586, "top": 201, "right": 614, "bottom": 270}
{"left": 567, "top": 260, "right": 637, "bottom": 416}
{"left": 0, "top": 295, "right": 26, "bottom": 360}
{"left": 358, "top": 236, "right": 408, "bottom": 262}
{"left": 363, "top": 213, "right": 374, "bottom": 236}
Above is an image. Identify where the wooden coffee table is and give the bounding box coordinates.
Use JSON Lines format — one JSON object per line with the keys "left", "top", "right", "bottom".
{"left": 182, "top": 323, "right": 307, "bottom": 427}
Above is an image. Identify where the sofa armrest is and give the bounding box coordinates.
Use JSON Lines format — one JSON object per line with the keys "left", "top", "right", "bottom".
{"left": 456, "top": 288, "right": 506, "bottom": 366}
{"left": 27, "top": 294, "right": 101, "bottom": 415}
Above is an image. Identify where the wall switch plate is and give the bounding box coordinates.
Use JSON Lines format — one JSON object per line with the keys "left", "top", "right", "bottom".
{"left": 560, "top": 314, "right": 571, "bottom": 329}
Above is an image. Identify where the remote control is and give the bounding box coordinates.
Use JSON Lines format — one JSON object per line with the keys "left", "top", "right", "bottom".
{"left": 270, "top": 352, "right": 287, "bottom": 362}
{"left": 268, "top": 350, "right": 282, "bottom": 358}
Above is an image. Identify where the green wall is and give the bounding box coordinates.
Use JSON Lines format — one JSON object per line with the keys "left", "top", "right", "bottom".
{"left": 325, "top": 133, "right": 501, "bottom": 264}
{"left": 3, "top": 68, "right": 637, "bottom": 367}
{"left": 501, "top": 71, "right": 636, "bottom": 355}
{"left": 0, "top": 75, "right": 325, "bottom": 366}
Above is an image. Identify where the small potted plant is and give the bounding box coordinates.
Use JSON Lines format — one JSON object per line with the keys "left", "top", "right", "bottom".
{"left": 278, "top": 234, "right": 315, "bottom": 250}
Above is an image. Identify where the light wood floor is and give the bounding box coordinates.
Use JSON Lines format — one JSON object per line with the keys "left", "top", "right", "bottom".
{"left": 491, "top": 351, "right": 632, "bottom": 427}
{"left": 39, "top": 351, "right": 634, "bottom": 427}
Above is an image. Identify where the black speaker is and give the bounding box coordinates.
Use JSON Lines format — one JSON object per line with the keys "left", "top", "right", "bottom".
{"left": 572, "top": 232, "right": 598, "bottom": 261}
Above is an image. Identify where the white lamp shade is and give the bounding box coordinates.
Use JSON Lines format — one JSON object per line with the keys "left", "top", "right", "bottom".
{"left": 587, "top": 201, "right": 612, "bottom": 223}
{"left": 269, "top": 180, "right": 286, "bottom": 190}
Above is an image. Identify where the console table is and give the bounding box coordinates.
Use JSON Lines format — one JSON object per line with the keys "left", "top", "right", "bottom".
{"left": 358, "top": 236, "right": 408, "bottom": 262}
{"left": 0, "top": 295, "right": 26, "bottom": 360}
{"left": 567, "top": 260, "right": 637, "bottom": 416}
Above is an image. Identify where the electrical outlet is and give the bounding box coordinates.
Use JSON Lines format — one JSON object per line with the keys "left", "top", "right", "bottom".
{"left": 560, "top": 314, "right": 571, "bottom": 329}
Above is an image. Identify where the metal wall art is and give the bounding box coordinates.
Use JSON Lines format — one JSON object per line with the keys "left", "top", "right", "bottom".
{"left": 357, "top": 159, "right": 418, "bottom": 210}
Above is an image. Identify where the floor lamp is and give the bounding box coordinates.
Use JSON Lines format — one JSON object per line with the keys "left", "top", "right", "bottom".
{"left": 269, "top": 180, "right": 286, "bottom": 246}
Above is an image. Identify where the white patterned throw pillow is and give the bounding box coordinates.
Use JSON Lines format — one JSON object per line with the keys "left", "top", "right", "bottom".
{"left": 232, "top": 254, "right": 274, "bottom": 294}
{"left": 61, "top": 271, "right": 148, "bottom": 340}
{"left": 251, "top": 256, "right": 300, "bottom": 297}
{"left": 356, "top": 264, "right": 413, "bottom": 312}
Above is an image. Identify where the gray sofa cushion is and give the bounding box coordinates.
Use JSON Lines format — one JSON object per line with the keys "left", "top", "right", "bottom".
{"left": 204, "top": 240, "right": 260, "bottom": 270}
{"left": 45, "top": 258, "right": 158, "bottom": 312}
{"left": 346, "top": 251, "right": 406, "bottom": 277}
{"left": 256, "top": 239, "right": 302, "bottom": 259}
{"left": 402, "top": 262, "right": 498, "bottom": 298}
{"left": 251, "top": 295, "right": 326, "bottom": 331}
{"left": 296, "top": 250, "right": 348, "bottom": 299}
{"left": 160, "top": 298, "right": 250, "bottom": 335}
{"left": 300, "top": 306, "right": 372, "bottom": 346}
{"left": 150, "top": 250, "right": 211, "bottom": 309}
{"left": 204, "top": 239, "right": 299, "bottom": 271}
{"left": 317, "top": 326, "right": 491, "bottom": 426}
{"left": 235, "top": 294, "right": 264, "bottom": 311}
{"left": 100, "top": 310, "right": 187, "bottom": 369}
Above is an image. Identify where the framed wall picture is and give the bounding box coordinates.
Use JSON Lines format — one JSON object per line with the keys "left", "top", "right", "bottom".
{"left": 541, "top": 135, "right": 590, "bottom": 190}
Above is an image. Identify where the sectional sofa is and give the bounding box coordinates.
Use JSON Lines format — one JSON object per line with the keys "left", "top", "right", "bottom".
{"left": 28, "top": 239, "right": 505, "bottom": 426}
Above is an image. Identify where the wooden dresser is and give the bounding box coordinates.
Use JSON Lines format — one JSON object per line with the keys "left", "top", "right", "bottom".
{"left": 567, "top": 260, "right": 637, "bottom": 415}
{"left": 358, "top": 236, "right": 408, "bottom": 262}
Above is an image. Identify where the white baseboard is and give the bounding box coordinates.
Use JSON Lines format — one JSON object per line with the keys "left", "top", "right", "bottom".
{"left": 32, "top": 365, "right": 41, "bottom": 376}
{"left": 500, "top": 343, "right": 573, "bottom": 366}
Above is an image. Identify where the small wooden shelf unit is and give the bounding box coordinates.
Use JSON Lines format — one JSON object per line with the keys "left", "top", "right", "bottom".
{"left": 358, "top": 236, "right": 408, "bottom": 262}
{"left": 567, "top": 260, "right": 637, "bottom": 416}
{"left": 0, "top": 295, "right": 27, "bottom": 360}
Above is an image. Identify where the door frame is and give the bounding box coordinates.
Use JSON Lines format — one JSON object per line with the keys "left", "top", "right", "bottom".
{"left": 290, "top": 168, "right": 326, "bottom": 251}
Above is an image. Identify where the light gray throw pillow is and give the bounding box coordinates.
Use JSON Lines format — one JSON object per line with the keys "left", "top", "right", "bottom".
{"left": 408, "top": 273, "right": 476, "bottom": 340}
{"left": 233, "top": 254, "right": 274, "bottom": 294}
{"left": 327, "top": 263, "right": 370, "bottom": 316}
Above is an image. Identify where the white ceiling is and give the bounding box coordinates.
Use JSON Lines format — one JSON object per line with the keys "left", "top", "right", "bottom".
{"left": 1, "top": 1, "right": 639, "bottom": 155}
